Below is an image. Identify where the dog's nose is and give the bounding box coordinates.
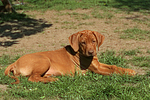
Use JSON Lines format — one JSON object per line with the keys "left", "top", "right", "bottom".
{"left": 88, "top": 50, "right": 94, "bottom": 56}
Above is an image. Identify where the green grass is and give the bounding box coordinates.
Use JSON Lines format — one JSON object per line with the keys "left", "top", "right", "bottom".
{"left": 61, "top": 25, "right": 77, "bottom": 29}
{"left": 14, "top": 0, "right": 110, "bottom": 11}
{"left": 59, "top": 12, "right": 91, "bottom": 20}
{"left": 147, "top": 50, "right": 150, "bottom": 54}
{"left": 130, "top": 56, "right": 150, "bottom": 67}
{"left": 1, "top": 71, "right": 150, "bottom": 100}
{"left": 120, "top": 28, "right": 150, "bottom": 41}
{"left": 11, "top": 0, "right": 149, "bottom": 12}
{"left": 0, "top": 54, "right": 20, "bottom": 66}
{"left": 118, "top": 49, "right": 150, "bottom": 68}
{"left": 91, "top": 9, "right": 114, "bottom": 19}
{"left": 78, "top": 22, "right": 95, "bottom": 26}
{"left": 110, "top": 0, "right": 150, "bottom": 11}
{"left": 61, "top": 21, "right": 75, "bottom": 25}
{"left": 120, "top": 49, "right": 141, "bottom": 56}
{"left": 133, "top": 18, "right": 150, "bottom": 27}
{"left": 2, "top": 0, "right": 148, "bottom": 15}
{"left": 1, "top": 50, "right": 150, "bottom": 99}
{"left": 0, "top": 13, "right": 28, "bottom": 23}
{"left": 98, "top": 50, "right": 128, "bottom": 68}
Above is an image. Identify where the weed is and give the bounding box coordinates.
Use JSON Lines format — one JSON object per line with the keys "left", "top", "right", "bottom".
{"left": 121, "top": 49, "right": 141, "bottom": 56}
{"left": 130, "top": 56, "right": 150, "bottom": 67}
{"left": 105, "top": 21, "right": 113, "bottom": 24}
{"left": 148, "top": 24, "right": 150, "bottom": 27}
{"left": 120, "top": 28, "right": 150, "bottom": 41}
{"left": 91, "top": 8, "right": 114, "bottom": 19}
{"left": 80, "top": 14, "right": 91, "bottom": 20}
{"left": 0, "top": 54, "right": 20, "bottom": 66}
{"left": 60, "top": 44, "right": 66, "bottom": 47}
{"left": 133, "top": 18, "right": 150, "bottom": 27}
{"left": 61, "top": 21, "right": 75, "bottom": 25}
{"left": 54, "top": 20, "right": 59, "bottom": 23}
{"left": 61, "top": 25, "right": 77, "bottom": 29}
{"left": 91, "top": 11, "right": 104, "bottom": 19}
{"left": 65, "top": 12, "right": 90, "bottom": 21}
{"left": 38, "top": 44, "right": 42, "bottom": 47}
{"left": 147, "top": 50, "right": 150, "bottom": 54}
{"left": 0, "top": 13, "right": 28, "bottom": 23}
{"left": 78, "top": 22, "right": 95, "bottom": 26}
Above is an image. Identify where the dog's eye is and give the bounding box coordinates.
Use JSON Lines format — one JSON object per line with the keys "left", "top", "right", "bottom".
{"left": 81, "top": 42, "right": 86, "bottom": 45}
{"left": 92, "top": 40, "right": 96, "bottom": 43}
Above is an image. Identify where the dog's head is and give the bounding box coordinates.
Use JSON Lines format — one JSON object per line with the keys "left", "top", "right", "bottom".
{"left": 69, "top": 30, "right": 105, "bottom": 57}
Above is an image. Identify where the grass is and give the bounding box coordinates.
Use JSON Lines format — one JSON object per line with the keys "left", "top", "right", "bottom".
{"left": 61, "top": 25, "right": 77, "bottom": 29}
{"left": 0, "top": 13, "right": 28, "bottom": 23}
{"left": 147, "top": 50, "right": 150, "bottom": 54}
{"left": 9, "top": 0, "right": 149, "bottom": 12}
{"left": 13, "top": 0, "right": 110, "bottom": 11}
{"left": 133, "top": 18, "right": 150, "bottom": 27}
{"left": 91, "top": 9, "right": 114, "bottom": 19}
{"left": 0, "top": 54, "right": 20, "bottom": 66}
{"left": 118, "top": 49, "right": 150, "bottom": 68}
{"left": 130, "top": 56, "right": 150, "bottom": 67}
{"left": 0, "top": 50, "right": 150, "bottom": 99}
{"left": 78, "top": 22, "right": 95, "bottom": 26}
{"left": 58, "top": 12, "right": 91, "bottom": 20}
{"left": 120, "top": 28, "right": 150, "bottom": 41}
{"left": 120, "top": 49, "right": 141, "bottom": 56}
{"left": 98, "top": 50, "right": 127, "bottom": 68}
{"left": 61, "top": 21, "right": 75, "bottom": 25}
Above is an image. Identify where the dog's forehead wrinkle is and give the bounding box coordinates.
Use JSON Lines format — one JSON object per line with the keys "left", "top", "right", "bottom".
{"left": 79, "top": 33, "right": 95, "bottom": 43}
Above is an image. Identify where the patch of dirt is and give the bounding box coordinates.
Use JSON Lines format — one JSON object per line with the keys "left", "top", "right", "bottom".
{"left": 0, "top": 9, "right": 150, "bottom": 75}
{"left": 0, "top": 84, "right": 8, "bottom": 91}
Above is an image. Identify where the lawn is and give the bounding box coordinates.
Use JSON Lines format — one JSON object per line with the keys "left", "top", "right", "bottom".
{"left": 0, "top": 50, "right": 150, "bottom": 100}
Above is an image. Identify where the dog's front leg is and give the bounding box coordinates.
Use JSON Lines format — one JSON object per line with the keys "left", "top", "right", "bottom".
{"left": 88, "top": 57, "right": 136, "bottom": 76}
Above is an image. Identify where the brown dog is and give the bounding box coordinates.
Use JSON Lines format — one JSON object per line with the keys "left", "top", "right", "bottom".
{"left": 5, "top": 30, "right": 136, "bottom": 84}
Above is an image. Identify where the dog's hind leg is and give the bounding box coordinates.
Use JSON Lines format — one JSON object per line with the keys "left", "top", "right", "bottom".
{"left": 28, "top": 74, "right": 58, "bottom": 83}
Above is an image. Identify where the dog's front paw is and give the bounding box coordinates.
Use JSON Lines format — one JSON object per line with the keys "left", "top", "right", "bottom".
{"left": 126, "top": 69, "right": 137, "bottom": 76}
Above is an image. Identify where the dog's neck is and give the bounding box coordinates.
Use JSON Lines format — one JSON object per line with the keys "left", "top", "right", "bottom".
{"left": 65, "top": 45, "right": 93, "bottom": 70}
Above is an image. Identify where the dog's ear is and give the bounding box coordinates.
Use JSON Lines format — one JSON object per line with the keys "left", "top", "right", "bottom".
{"left": 93, "top": 31, "right": 105, "bottom": 50}
{"left": 69, "top": 33, "right": 80, "bottom": 52}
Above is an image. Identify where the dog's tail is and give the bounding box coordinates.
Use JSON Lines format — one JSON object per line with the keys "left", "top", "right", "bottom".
{"left": 4, "top": 63, "right": 20, "bottom": 84}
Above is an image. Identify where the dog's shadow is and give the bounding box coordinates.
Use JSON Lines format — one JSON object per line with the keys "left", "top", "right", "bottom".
{"left": 0, "top": 13, "right": 52, "bottom": 47}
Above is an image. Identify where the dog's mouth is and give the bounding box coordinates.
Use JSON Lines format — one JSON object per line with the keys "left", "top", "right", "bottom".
{"left": 87, "top": 53, "right": 95, "bottom": 57}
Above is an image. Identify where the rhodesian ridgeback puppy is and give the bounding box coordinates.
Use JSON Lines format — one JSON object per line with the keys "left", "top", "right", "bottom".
{"left": 5, "top": 30, "right": 136, "bottom": 84}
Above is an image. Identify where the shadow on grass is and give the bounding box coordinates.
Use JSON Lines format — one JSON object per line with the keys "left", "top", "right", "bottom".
{"left": 0, "top": 13, "right": 52, "bottom": 47}
{"left": 111, "top": 0, "right": 150, "bottom": 12}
